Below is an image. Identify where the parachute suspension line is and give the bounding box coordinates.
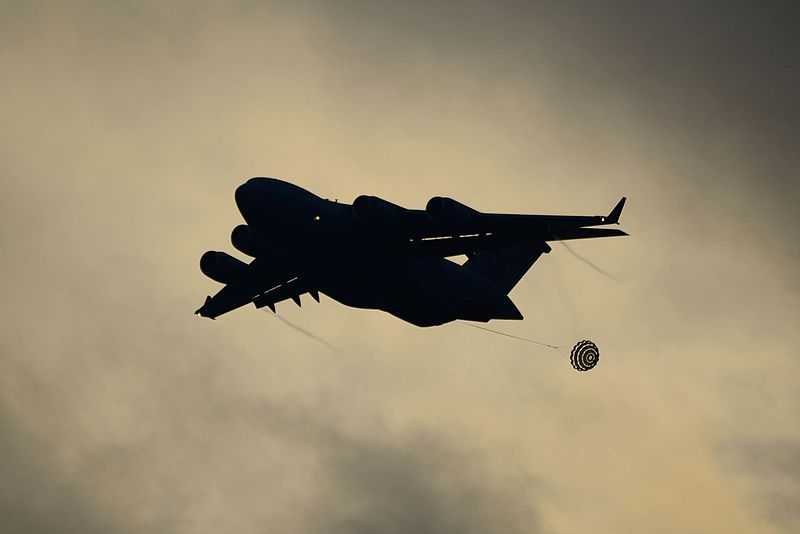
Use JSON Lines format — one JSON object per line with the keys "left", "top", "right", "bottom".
{"left": 460, "top": 322, "right": 560, "bottom": 349}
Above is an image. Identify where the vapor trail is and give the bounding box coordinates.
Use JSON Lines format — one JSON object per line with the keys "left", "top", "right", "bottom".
{"left": 559, "top": 241, "right": 624, "bottom": 285}
{"left": 265, "top": 311, "right": 347, "bottom": 354}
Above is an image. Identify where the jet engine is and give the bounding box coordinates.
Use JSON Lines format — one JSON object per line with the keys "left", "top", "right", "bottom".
{"left": 200, "top": 251, "right": 249, "bottom": 285}
{"left": 231, "top": 224, "right": 261, "bottom": 257}
{"left": 351, "top": 195, "right": 404, "bottom": 220}
{"left": 425, "top": 196, "right": 479, "bottom": 225}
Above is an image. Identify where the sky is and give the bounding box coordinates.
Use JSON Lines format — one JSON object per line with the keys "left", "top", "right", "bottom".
{"left": 1, "top": 1, "right": 798, "bottom": 532}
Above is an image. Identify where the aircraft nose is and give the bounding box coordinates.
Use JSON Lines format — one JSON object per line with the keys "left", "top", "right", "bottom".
{"left": 234, "top": 181, "right": 250, "bottom": 211}
{"left": 235, "top": 178, "right": 265, "bottom": 221}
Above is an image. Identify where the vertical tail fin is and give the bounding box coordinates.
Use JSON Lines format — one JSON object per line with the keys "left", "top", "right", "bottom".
{"left": 605, "top": 197, "right": 626, "bottom": 224}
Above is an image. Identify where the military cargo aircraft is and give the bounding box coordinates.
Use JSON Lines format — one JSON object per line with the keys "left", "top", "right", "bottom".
{"left": 196, "top": 178, "right": 627, "bottom": 327}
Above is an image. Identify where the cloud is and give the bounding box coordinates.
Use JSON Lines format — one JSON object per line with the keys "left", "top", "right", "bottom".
{"left": 718, "top": 439, "right": 800, "bottom": 531}
{"left": 0, "top": 1, "right": 798, "bottom": 533}
{"left": 312, "top": 430, "right": 540, "bottom": 533}
{"left": 1, "top": 341, "right": 541, "bottom": 534}
{"left": 0, "top": 402, "right": 115, "bottom": 534}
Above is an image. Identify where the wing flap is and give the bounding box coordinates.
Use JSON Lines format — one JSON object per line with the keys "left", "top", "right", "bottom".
{"left": 252, "top": 277, "right": 311, "bottom": 311}
{"left": 409, "top": 227, "right": 627, "bottom": 258}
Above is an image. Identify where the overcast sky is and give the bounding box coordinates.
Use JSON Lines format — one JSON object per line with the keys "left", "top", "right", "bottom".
{"left": 1, "top": 2, "right": 798, "bottom": 533}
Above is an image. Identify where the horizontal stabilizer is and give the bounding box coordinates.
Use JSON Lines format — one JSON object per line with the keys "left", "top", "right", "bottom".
{"left": 547, "top": 227, "right": 628, "bottom": 241}
{"left": 465, "top": 243, "right": 551, "bottom": 294}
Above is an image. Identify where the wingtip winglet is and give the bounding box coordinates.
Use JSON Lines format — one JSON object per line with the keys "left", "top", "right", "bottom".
{"left": 195, "top": 295, "right": 214, "bottom": 319}
{"left": 607, "top": 196, "right": 626, "bottom": 224}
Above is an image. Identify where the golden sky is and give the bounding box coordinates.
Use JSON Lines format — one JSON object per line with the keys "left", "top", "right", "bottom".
{"left": 1, "top": 2, "right": 798, "bottom": 533}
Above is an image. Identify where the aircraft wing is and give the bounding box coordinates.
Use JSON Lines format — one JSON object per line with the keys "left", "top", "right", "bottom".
{"left": 405, "top": 197, "right": 628, "bottom": 258}
{"left": 195, "top": 257, "right": 299, "bottom": 319}
{"left": 402, "top": 197, "right": 626, "bottom": 239}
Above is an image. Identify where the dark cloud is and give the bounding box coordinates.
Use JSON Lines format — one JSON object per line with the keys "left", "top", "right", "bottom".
{"left": 233, "top": 396, "right": 542, "bottom": 533}
{"left": 313, "top": 431, "right": 540, "bottom": 534}
{"left": 312, "top": 0, "right": 800, "bottom": 241}
{"left": 0, "top": 400, "right": 115, "bottom": 534}
{"left": 719, "top": 440, "right": 800, "bottom": 530}
{"left": 1, "top": 346, "right": 540, "bottom": 533}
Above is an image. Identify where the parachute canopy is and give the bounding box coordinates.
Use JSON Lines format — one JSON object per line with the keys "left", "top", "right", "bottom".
{"left": 570, "top": 340, "right": 599, "bottom": 371}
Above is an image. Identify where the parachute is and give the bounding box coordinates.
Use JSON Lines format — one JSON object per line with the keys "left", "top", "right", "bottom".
{"left": 570, "top": 340, "right": 599, "bottom": 371}
{"left": 462, "top": 323, "right": 601, "bottom": 372}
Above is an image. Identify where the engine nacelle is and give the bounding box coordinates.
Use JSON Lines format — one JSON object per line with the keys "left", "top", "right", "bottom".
{"left": 352, "top": 195, "right": 404, "bottom": 220}
{"left": 425, "top": 196, "right": 478, "bottom": 225}
{"left": 200, "top": 251, "right": 249, "bottom": 285}
{"left": 231, "top": 224, "right": 261, "bottom": 257}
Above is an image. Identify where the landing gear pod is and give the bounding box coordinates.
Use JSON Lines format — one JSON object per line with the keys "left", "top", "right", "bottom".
{"left": 570, "top": 340, "right": 599, "bottom": 371}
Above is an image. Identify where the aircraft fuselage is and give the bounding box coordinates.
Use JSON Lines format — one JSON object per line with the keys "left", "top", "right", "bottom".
{"left": 234, "top": 178, "right": 521, "bottom": 326}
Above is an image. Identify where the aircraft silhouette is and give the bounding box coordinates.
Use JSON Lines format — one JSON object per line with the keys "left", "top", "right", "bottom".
{"left": 196, "top": 178, "right": 627, "bottom": 327}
